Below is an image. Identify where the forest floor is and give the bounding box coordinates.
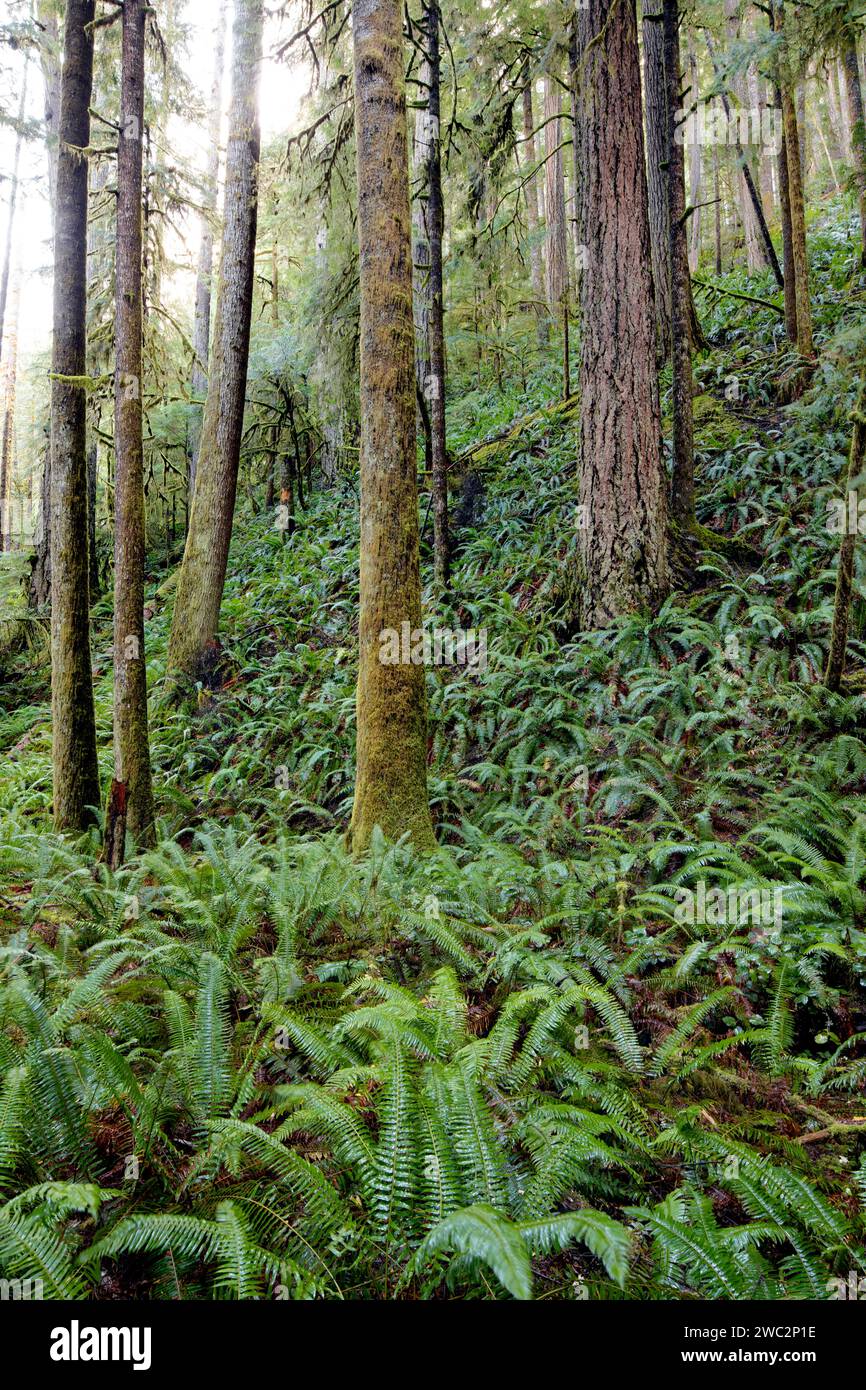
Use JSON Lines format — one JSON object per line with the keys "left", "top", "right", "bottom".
{"left": 0, "top": 199, "right": 865, "bottom": 1299}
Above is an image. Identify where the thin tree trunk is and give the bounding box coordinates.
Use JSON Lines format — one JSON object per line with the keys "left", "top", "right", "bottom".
{"left": 781, "top": 79, "right": 814, "bottom": 358}
{"left": 543, "top": 73, "right": 568, "bottom": 320}
{"left": 167, "top": 0, "right": 263, "bottom": 681}
{"left": 0, "top": 276, "right": 19, "bottom": 552}
{"left": 642, "top": 2, "right": 671, "bottom": 360}
{"left": 348, "top": 0, "right": 435, "bottom": 853}
{"left": 111, "top": 0, "right": 154, "bottom": 862}
{"left": 573, "top": 0, "right": 668, "bottom": 627}
{"left": 419, "top": 0, "right": 449, "bottom": 590}
{"left": 520, "top": 72, "right": 546, "bottom": 338}
{"left": 0, "top": 66, "right": 28, "bottom": 374}
{"left": 50, "top": 0, "right": 100, "bottom": 832}
{"left": 842, "top": 40, "right": 866, "bottom": 267}
{"left": 825, "top": 378, "right": 866, "bottom": 691}
{"left": 713, "top": 115, "right": 723, "bottom": 274}
{"left": 665, "top": 0, "right": 695, "bottom": 533}
{"left": 775, "top": 85, "right": 798, "bottom": 342}
{"left": 189, "top": 0, "right": 228, "bottom": 496}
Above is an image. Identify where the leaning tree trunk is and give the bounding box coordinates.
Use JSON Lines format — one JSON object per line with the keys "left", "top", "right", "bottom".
{"left": 842, "top": 39, "right": 866, "bottom": 267}
{"left": 189, "top": 0, "right": 229, "bottom": 495}
{"left": 824, "top": 377, "right": 866, "bottom": 692}
{"left": 348, "top": 0, "right": 435, "bottom": 853}
{"left": 642, "top": 2, "right": 671, "bottom": 360}
{"left": 50, "top": 0, "right": 100, "bottom": 831}
{"left": 420, "top": 0, "right": 450, "bottom": 590}
{"left": 664, "top": 0, "right": 695, "bottom": 533}
{"left": 573, "top": 0, "right": 669, "bottom": 627}
{"left": 167, "top": 0, "right": 263, "bottom": 682}
{"left": 110, "top": 0, "right": 154, "bottom": 863}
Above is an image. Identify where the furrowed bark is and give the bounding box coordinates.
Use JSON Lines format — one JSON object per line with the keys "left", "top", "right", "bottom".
{"left": 573, "top": 0, "right": 669, "bottom": 628}
{"left": 167, "top": 0, "right": 263, "bottom": 682}
{"left": 349, "top": 0, "right": 435, "bottom": 853}
{"left": 112, "top": 0, "right": 154, "bottom": 859}
{"left": 50, "top": 0, "right": 100, "bottom": 831}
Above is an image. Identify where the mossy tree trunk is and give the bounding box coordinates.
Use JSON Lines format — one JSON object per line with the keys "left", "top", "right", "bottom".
{"left": 189, "top": 0, "right": 229, "bottom": 497}
{"left": 825, "top": 379, "right": 866, "bottom": 692}
{"left": 111, "top": 0, "right": 154, "bottom": 862}
{"left": 664, "top": 0, "right": 695, "bottom": 532}
{"left": 420, "top": 0, "right": 450, "bottom": 591}
{"left": 50, "top": 0, "right": 100, "bottom": 832}
{"left": 348, "top": 0, "right": 435, "bottom": 854}
{"left": 842, "top": 39, "right": 866, "bottom": 268}
{"left": 167, "top": 0, "right": 263, "bottom": 683}
{"left": 573, "top": 0, "right": 669, "bottom": 628}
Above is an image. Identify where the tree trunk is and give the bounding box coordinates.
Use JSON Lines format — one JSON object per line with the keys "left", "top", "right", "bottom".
{"left": 189, "top": 0, "right": 229, "bottom": 496}
{"left": 543, "top": 74, "right": 568, "bottom": 315}
{"left": 0, "top": 277, "right": 19, "bottom": 552}
{"left": 642, "top": 2, "right": 671, "bottom": 360}
{"left": 0, "top": 67, "right": 27, "bottom": 375}
{"left": 167, "top": 0, "right": 263, "bottom": 681}
{"left": 573, "top": 0, "right": 668, "bottom": 627}
{"left": 781, "top": 79, "right": 814, "bottom": 358}
{"left": 520, "top": 74, "right": 546, "bottom": 338}
{"left": 348, "top": 0, "right": 435, "bottom": 853}
{"left": 50, "top": 0, "right": 100, "bottom": 832}
{"left": 842, "top": 40, "right": 866, "bottom": 268}
{"left": 111, "top": 0, "right": 154, "bottom": 861}
{"left": 29, "top": 3, "right": 63, "bottom": 609}
{"left": 664, "top": 0, "right": 695, "bottom": 532}
{"left": 420, "top": 0, "right": 450, "bottom": 591}
{"left": 824, "top": 378, "right": 866, "bottom": 691}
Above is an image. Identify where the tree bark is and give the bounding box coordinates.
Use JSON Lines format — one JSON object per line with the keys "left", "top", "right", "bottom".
{"left": 642, "top": 2, "right": 671, "bottom": 360}
{"left": 781, "top": 80, "right": 814, "bottom": 358}
{"left": 573, "top": 0, "right": 668, "bottom": 627}
{"left": 664, "top": 0, "right": 695, "bottom": 532}
{"left": 348, "top": 0, "right": 435, "bottom": 853}
{"left": 167, "top": 0, "right": 263, "bottom": 681}
{"left": 189, "top": 0, "right": 229, "bottom": 495}
{"left": 520, "top": 73, "right": 546, "bottom": 340}
{"left": 111, "top": 0, "right": 154, "bottom": 860}
{"left": 842, "top": 40, "right": 866, "bottom": 267}
{"left": 420, "top": 0, "right": 449, "bottom": 590}
{"left": 50, "top": 0, "right": 100, "bottom": 831}
{"left": 824, "top": 378, "right": 866, "bottom": 691}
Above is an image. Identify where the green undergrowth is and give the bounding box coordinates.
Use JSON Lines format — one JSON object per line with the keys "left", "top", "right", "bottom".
{"left": 0, "top": 205, "right": 865, "bottom": 1299}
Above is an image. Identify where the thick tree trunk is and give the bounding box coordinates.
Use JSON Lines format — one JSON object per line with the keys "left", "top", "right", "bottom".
{"left": 50, "top": 0, "right": 100, "bottom": 832}
{"left": 189, "top": 0, "right": 229, "bottom": 495}
{"left": 520, "top": 74, "right": 546, "bottom": 340}
{"left": 664, "top": 0, "right": 695, "bottom": 532}
{"left": 825, "top": 379, "right": 866, "bottom": 691}
{"left": 842, "top": 41, "right": 866, "bottom": 267}
{"left": 111, "top": 0, "right": 154, "bottom": 861}
{"left": 642, "top": 3, "right": 671, "bottom": 360}
{"left": 573, "top": 0, "right": 668, "bottom": 627}
{"left": 348, "top": 0, "right": 435, "bottom": 853}
{"left": 420, "top": 0, "right": 449, "bottom": 590}
{"left": 167, "top": 0, "right": 263, "bottom": 681}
